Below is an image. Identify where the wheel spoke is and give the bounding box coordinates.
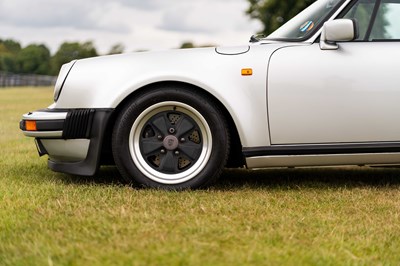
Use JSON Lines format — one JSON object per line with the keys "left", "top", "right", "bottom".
{"left": 159, "top": 151, "right": 178, "bottom": 173}
{"left": 151, "top": 115, "right": 170, "bottom": 136}
{"left": 141, "top": 138, "right": 163, "bottom": 155}
{"left": 176, "top": 117, "right": 195, "bottom": 137}
{"left": 179, "top": 142, "right": 202, "bottom": 161}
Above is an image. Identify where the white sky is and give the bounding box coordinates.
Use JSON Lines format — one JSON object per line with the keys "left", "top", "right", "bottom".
{"left": 0, "top": 0, "right": 262, "bottom": 54}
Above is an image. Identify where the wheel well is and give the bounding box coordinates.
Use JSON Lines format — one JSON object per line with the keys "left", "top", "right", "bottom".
{"left": 100, "top": 81, "right": 245, "bottom": 168}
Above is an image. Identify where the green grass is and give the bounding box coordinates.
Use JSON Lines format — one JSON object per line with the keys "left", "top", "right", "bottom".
{"left": 1, "top": 87, "right": 400, "bottom": 265}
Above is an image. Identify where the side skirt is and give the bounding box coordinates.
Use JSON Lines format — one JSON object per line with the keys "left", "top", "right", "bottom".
{"left": 243, "top": 143, "right": 400, "bottom": 169}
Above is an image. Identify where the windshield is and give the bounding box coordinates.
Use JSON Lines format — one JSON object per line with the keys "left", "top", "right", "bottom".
{"left": 266, "top": 0, "right": 345, "bottom": 40}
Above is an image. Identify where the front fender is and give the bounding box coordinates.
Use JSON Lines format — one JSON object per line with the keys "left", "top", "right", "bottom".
{"left": 54, "top": 44, "right": 286, "bottom": 147}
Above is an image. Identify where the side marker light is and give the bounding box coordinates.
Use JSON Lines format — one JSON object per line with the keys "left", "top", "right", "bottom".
{"left": 241, "top": 68, "right": 253, "bottom": 76}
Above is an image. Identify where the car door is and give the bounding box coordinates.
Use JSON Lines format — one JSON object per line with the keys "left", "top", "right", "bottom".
{"left": 268, "top": 0, "right": 400, "bottom": 145}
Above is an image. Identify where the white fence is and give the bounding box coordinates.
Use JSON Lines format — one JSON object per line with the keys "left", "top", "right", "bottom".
{"left": 0, "top": 71, "right": 57, "bottom": 87}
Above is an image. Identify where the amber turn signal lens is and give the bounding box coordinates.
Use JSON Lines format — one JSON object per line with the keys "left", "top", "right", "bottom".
{"left": 25, "top": 120, "right": 37, "bottom": 131}
{"left": 241, "top": 68, "right": 253, "bottom": 76}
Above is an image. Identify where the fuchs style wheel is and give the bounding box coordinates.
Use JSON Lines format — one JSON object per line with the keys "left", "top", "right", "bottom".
{"left": 112, "top": 85, "right": 230, "bottom": 189}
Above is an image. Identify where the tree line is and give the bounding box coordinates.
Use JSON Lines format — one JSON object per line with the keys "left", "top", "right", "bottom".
{"left": 0, "top": 39, "right": 216, "bottom": 76}
{"left": 0, "top": 39, "right": 219, "bottom": 76}
{"left": 0, "top": 39, "right": 109, "bottom": 76}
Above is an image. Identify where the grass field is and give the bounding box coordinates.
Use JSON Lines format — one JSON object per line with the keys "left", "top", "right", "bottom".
{"left": 1, "top": 87, "right": 400, "bottom": 265}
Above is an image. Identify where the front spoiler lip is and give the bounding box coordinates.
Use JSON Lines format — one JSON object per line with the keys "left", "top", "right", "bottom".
{"left": 20, "top": 108, "right": 114, "bottom": 176}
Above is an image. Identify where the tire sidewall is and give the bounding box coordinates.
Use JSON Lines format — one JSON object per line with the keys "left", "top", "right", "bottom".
{"left": 112, "top": 86, "right": 229, "bottom": 189}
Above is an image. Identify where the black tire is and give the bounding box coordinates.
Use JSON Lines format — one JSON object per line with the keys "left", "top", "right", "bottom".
{"left": 112, "top": 85, "right": 230, "bottom": 189}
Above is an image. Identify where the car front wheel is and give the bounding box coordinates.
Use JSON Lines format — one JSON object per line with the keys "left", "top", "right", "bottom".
{"left": 112, "top": 85, "right": 230, "bottom": 189}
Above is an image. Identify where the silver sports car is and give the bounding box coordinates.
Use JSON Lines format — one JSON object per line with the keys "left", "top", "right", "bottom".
{"left": 20, "top": 0, "right": 400, "bottom": 189}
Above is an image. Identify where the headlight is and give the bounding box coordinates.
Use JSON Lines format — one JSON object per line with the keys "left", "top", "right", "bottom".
{"left": 53, "top": 60, "right": 77, "bottom": 102}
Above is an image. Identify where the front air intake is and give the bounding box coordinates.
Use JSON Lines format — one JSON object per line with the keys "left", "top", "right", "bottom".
{"left": 62, "top": 109, "right": 95, "bottom": 139}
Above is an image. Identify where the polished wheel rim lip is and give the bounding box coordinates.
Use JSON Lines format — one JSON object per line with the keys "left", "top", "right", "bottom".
{"left": 129, "top": 101, "right": 212, "bottom": 185}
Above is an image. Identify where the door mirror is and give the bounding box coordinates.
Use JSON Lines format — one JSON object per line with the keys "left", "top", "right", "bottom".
{"left": 320, "top": 19, "right": 358, "bottom": 50}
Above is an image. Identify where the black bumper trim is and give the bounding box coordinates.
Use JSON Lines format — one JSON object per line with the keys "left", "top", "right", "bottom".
{"left": 63, "top": 109, "right": 95, "bottom": 139}
{"left": 35, "top": 139, "right": 48, "bottom": 157}
{"left": 48, "top": 109, "right": 114, "bottom": 176}
{"left": 21, "top": 109, "right": 97, "bottom": 139}
{"left": 20, "top": 120, "right": 64, "bottom": 131}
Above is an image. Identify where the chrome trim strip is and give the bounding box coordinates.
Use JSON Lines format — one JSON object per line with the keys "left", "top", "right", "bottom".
{"left": 246, "top": 153, "right": 400, "bottom": 169}
{"left": 22, "top": 111, "right": 67, "bottom": 121}
{"left": 22, "top": 131, "right": 63, "bottom": 138}
{"left": 243, "top": 142, "right": 400, "bottom": 157}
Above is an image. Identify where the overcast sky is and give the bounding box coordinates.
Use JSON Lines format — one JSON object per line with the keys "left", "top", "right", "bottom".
{"left": 0, "top": 0, "right": 262, "bottom": 54}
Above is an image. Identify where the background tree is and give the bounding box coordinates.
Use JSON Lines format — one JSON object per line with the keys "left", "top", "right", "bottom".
{"left": 246, "top": 0, "right": 315, "bottom": 35}
{"left": 180, "top": 42, "right": 195, "bottom": 49}
{"left": 179, "top": 42, "right": 215, "bottom": 49}
{"left": 17, "top": 44, "right": 51, "bottom": 75}
{"left": 0, "top": 39, "right": 21, "bottom": 54}
{"left": 51, "top": 41, "right": 98, "bottom": 75}
{"left": 1, "top": 55, "right": 19, "bottom": 73}
{"left": 0, "top": 39, "right": 22, "bottom": 72}
{"left": 108, "top": 43, "right": 125, "bottom": 55}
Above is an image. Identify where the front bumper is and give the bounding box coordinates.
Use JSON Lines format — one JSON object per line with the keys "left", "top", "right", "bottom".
{"left": 20, "top": 108, "right": 113, "bottom": 176}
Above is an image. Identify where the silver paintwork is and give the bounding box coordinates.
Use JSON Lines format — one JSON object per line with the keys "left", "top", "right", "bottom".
{"left": 41, "top": 139, "right": 90, "bottom": 162}
{"left": 323, "top": 19, "right": 355, "bottom": 42}
{"left": 246, "top": 153, "right": 400, "bottom": 169}
{"left": 320, "top": 19, "right": 356, "bottom": 50}
{"left": 54, "top": 60, "right": 76, "bottom": 101}
{"left": 54, "top": 44, "right": 289, "bottom": 148}
{"left": 268, "top": 42, "right": 400, "bottom": 144}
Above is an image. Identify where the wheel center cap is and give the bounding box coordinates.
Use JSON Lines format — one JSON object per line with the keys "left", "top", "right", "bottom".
{"left": 163, "top": 135, "right": 179, "bottom": 151}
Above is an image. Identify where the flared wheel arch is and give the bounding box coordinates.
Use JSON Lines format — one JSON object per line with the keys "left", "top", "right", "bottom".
{"left": 100, "top": 81, "right": 244, "bottom": 171}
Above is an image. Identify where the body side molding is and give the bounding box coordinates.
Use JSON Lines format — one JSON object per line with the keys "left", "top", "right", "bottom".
{"left": 243, "top": 142, "right": 400, "bottom": 157}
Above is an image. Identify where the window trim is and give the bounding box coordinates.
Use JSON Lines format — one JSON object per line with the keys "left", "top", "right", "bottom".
{"left": 364, "top": 0, "right": 382, "bottom": 40}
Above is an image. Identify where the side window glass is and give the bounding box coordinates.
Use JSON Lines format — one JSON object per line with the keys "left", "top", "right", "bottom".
{"left": 343, "top": 0, "right": 375, "bottom": 40}
{"left": 370, "top": 1, "right": 400, "bottom": 40}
